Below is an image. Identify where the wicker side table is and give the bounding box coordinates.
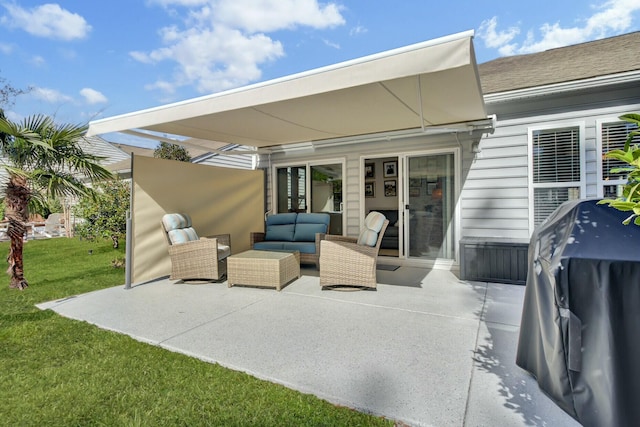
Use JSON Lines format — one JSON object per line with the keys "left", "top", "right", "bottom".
{"left": 227, "top": 250, "right": 300, "bottom": 291}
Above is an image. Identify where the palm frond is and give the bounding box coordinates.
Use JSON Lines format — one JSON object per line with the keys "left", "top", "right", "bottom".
{"left": 0, "top": 114, "right": 113, "bottom": 203}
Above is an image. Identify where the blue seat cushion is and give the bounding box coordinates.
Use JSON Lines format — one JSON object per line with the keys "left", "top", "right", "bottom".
{"left": 266, "top": 213, "right": 298, "bottom": 226}
{"left": 296, "top": 213, "right": 330, "bottom": 226}
{"left": 282, "top": 242, "right": 317, "bottom": 254}
{"left": 293, "top": 223, "right": 327, "bottom": 241}
{"left": 253, "top": 241, "right": 285, "bottom": 251}
{"left": 265, "top": 224, "right": 295, "bottom": 241}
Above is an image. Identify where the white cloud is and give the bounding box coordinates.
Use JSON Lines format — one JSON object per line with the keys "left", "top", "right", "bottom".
{"left": 477, "top": 17, "right": 520, "bottom": 56}
{"left": 136, "top": 26, "right": 284, "bottom": 94}
{"left": 478, "top": 0, "right": 640, "bottom": 57}
{"left": 80, "top": 88, "right": 108, "bottom": 104}
{"left": 323, "top": 39, "right": 340, "bottom": 49}
{"left": 1, "top": 3, "right": 91, "bottom": 40}
{"left": 210, "top": 0, "right": 345, "bottom": 32}
{"left": 132, "top": 0, "right": 345, "bottom": 95}
{"left": 30, "top": 86, "right": 73, "bottom": 104}
{"left": 0, "top": 41, "right": 12, "bottom": 54}
{"left": 148, "top": 0, "right": 209, "bottom": 6}
{"left": 4, "top": 109, "right": 23, "bottom": 122}
{"left": 29, "top": 55, "right": 46, "bottom": 67}
{"left": 349, "top": 25, "right": 368, "bottom": 36}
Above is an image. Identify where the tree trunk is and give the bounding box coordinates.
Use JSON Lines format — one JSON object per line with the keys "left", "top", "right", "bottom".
{"left": 5, "top": 175, "right": 29, "bottom": 290}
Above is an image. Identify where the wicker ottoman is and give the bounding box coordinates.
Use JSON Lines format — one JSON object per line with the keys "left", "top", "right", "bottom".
{"left": 227, "top": 250, "right": 300, "bottom": 291}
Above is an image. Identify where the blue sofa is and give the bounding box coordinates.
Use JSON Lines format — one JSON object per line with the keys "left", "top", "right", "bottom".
{"left": 250, "top": 213, "right": 330, "bottom": 268}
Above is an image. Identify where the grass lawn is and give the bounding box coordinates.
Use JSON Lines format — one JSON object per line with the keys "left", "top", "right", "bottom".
{"left": 0, "top": 238, "right": 393, "bottom": 426}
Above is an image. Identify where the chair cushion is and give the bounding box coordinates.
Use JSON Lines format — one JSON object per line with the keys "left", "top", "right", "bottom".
{"left": 265, "top": 224, "right": 295, "bottom": 241}
{"left": 357, "top": 229, "right": 379, "bottom": 246}
{"left": 364, "top": 211, "right": 386, "bottom": 232}
{"left": 167, "top": 227, "right": 199, "bottom": 244}
{"left": 357, "top": 211, "right": 387, "bottom": 247}
{"left": 217, "top": 245, "right": 231, "bottom": 260}
{"left": 162, "top": 213, "right": 192, "bottom": 232}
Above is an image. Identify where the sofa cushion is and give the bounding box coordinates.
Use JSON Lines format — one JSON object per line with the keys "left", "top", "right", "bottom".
{"left": 253, "top": 241, "right": 285, "bottom": 251}
{"left": 293, "top": 223, "right": 327, "bottom": 242}
{"left": 266, "top": 213, "right": 298, "bottom": 226}
{"left": 167, "top": 227, "right": 199, "bottom": 244}
{"left": 296, "top": 213, "right": 330, "bottom": 226}
{"left": 265, "top": 224, "right": 295, "bottom": 241}
{"left": 282, "top": 241, "right": 317, "bottom": 254}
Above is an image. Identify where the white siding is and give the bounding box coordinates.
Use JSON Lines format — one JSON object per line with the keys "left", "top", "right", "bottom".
{"left": 258, "top": 98, "right": 640, "bottom": 250}
{"left": 462, "top": 102, "right": 640, "bottom": 240}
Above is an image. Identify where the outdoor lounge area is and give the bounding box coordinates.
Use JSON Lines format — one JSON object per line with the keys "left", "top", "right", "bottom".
{"left": 39, "top": 266, "right": 580, "bottom": 426}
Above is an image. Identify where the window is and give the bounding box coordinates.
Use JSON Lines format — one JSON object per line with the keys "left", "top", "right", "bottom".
{"left": 531, "top": 126, "right": 583, "bottom": 228}
{"left": 600, "top": 120, "right": 640, "bottom": 198}
{"left": 276, "top": 166, "right": 307, "bottom": 212}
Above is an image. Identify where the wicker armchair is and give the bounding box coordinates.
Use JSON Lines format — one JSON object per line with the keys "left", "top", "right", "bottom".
{"left": 161, "top": 213, "right": 231, "bottom": 282}
{"left": 319, "top": 212, "right": 389, "bottom": 290}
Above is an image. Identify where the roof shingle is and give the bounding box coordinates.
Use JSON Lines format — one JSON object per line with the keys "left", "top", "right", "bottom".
{"left": 478, "top": 31, "right": 640, "bottom": 94}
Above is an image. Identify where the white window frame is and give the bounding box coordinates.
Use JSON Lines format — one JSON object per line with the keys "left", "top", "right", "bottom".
{"left": 528, "top": 122, "right": 586, "bottom": 233}
{"left": 271, "top": 157, "right": 346, "bottom": 220}
{"left": 596, "top": 117, "right": 638, "bottom": 198}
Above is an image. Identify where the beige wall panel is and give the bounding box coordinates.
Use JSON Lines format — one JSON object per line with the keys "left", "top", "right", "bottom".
{"left": 131, "top": 155, "right": 264, "bottom": 284}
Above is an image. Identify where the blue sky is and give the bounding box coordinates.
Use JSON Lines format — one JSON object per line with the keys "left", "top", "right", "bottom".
{"left": 1, "top": 0, "right": 639, "bottom": 147}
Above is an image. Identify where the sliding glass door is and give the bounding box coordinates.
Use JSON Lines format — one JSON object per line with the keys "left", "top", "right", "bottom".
{"left": 405, "top": 153, "right": 455, "bottom": 259}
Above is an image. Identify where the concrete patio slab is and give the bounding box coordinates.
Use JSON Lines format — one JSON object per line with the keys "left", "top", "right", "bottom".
{"left": 37, "top": 266, "right": 579, "bottom": 427}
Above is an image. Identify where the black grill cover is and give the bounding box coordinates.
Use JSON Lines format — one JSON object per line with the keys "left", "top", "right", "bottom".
{"left": 517, "top": 199, "right": 640, "bottom": 427}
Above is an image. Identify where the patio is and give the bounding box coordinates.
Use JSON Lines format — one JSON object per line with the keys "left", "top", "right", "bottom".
{"left": 38, "top": 266, "right": 579, "bottom": 426}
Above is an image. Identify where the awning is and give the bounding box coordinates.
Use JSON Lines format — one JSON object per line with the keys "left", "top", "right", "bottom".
{"left": 87, "top": 30, "right": 488, "bottom": 149}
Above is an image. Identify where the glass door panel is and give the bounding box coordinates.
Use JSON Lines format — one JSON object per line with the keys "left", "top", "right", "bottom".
{"left": 310, "top": 163, "right": 343, "bottom": 235}
{"left": 406, "top": 153, "right": 455, "bottom": 259}
{"left": 276, "top": 166, "right": 306, "bottom": 213}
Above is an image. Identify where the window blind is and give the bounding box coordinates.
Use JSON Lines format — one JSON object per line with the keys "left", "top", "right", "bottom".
{"left": 532, "top": 126, "right": 581, "bottom": 228}
{"left": 602, "top": 121, "right": 640, "bottom": 181}
{"left": 532, "top": 127, "right": 580, "bottom": 183}
{"left": 534, "top": 187, "right": 580, "bottom": 226}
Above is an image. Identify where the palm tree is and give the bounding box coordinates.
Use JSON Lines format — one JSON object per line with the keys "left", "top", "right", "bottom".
{"left": 0, "top": 113, "right": 113, "bottom": 289}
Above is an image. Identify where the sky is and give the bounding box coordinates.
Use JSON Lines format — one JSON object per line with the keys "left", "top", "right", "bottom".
{"left": 1, "top": 0, "right": 639, "bottom": 147}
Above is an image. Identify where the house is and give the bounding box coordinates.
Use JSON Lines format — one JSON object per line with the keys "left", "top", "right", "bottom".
{"left": 463, "top": 31, "right": 640, "bottom": 283}
{"left": 85, "top": 30, "right": 640, "bottom": 286}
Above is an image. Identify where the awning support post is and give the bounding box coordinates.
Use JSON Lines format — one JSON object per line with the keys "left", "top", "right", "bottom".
{"left": 417, "top": 76, "right": 426, "bottom": 132}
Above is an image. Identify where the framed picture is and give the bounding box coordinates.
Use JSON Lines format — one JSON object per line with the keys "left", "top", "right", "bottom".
{"left": 364, "top": 163, "right": 375, "bottom": 179}
{"left": 364, "top": 182, "right": 375, "bottom": 198}
{"left": 384, "top": 180, "right": 397, "bottom": 197}
{"left": 409, "top": 186, "right": 421, "bottom": 197}
{"left": 427, "top": 182, "right": 437, "bottom": 195}
{"left": 383, "top": 161, "right": 397, "bottom": 178}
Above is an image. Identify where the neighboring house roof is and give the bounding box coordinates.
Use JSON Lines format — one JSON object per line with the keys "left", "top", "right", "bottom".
{"left": 104, "top": 143, "right": 153, "bottom": 173}
{"left": 478, "top": 31, "right": 640, "bottom": 94}
{"left": 106, "top": 142, "right": 253, "bottom": 173}
{"left": 79, "top": 135, "right": 130, "bottom": 166}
